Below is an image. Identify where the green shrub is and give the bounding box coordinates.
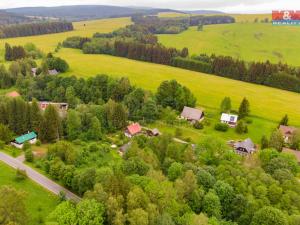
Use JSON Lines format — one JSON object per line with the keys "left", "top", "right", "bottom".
{"left": 194, "top": 121, "right": 204, "bottom": 129}
{"left": 214, "top": 123, "right": 229, "bottom": 132}
{"left": 15, "top": 169, "right": 27, "bottom": 181}
{"left": 236, "top": 120, "right": 248, "bottom": 134}
{"left": 22, "top": 142, "right": 31, "bottom": 151}
{"left": 25, "top": 149, "right": 34, "bottom": 162}
{"left": 35, "top": 140, "right": 41, "bottom": 146}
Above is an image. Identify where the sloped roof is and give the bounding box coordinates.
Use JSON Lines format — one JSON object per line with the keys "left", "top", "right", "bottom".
{"left": 279, "top": 125, "right": 297, "bottom": 136}
{"left": 181, "top": 106, "right": 203, "bottom": 121}
{"left": 221, "top": 113, "right": 238, "bottom": 123}
{"left": 234, "top": 138, "right": 255, "bottom": 153}
{"left": 48, "top": 69, "right": 59, "bottom": 75}
{"left": 6, "top": 91, "right": 20, "bottom": 98}
{"left": 127, "top": 123, "right": 142, "bottom": 135}
{"left": 15, "top": 132, "right": 37, "bottom": 144}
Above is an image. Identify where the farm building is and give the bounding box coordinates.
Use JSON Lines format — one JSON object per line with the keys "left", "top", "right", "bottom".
{"left": 125, "top": 123, "right": 142, "bottom": 138}
{"left": 279, "top": 125, "right": 298, "bottom": 143}
{"left": 234, "top": 138, "right": 256, "bottom": 156}
{"left": 180, "top": 106, "right": 204, "bottom": 123}
{"left": 11, "top": 132, "right": 37, "bottom": 149}
{"left": 220, "top": 113, "right": 238, "bottom": 127}
{"left": 5, "top": 91, "right": 21, "bottom": 98}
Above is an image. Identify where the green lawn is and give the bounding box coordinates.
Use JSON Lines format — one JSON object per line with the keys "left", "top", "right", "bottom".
{"left": 0, "top": 162, "right": 58, "bottom": 225}
{"left": 158, "top": 23, "right": 300, "bottom": 66}
{"left": 0, "top": 17, "right": 132, "bottom": 61}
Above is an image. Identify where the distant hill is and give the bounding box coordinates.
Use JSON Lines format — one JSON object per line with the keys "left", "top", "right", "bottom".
{"left": 183, "top": 10, "right": 224, "bottom": 15}
{"left": 6, "top": 5, "right": 178, "bottom": 21}
{"left": 0, "top": 10, "right": 34, "bottom": 25}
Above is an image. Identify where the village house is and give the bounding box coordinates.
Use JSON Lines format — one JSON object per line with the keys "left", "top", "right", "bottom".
{"left": 234, "top": 138, "right": 256, "bottom": 156}
{"left": 279, "top": 125, "right": 298, "bottom": 143}
{"left": 11, "top": 132, "right": 37, "bottom": 149}
{"left": 5, "top": 91, "right": 21, "bottom": 98}
{"left": 125, "top": 123, "right": 142, "bottom": 138}
{"left": 220, "top": 113, "right": 238, "bottom": 127}
{"left": 146, "top": 128, "right": 161, "bottom": 137}
{"left": 180, "top": 106, "right": 204, "bottom": 124}
{"left": 37, "top": 101, "right": 69, "bottom": 117}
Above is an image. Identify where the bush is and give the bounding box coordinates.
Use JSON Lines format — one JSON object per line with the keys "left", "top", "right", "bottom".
{"left": 194, "top": 121, "right": 204, "bottom": 129}
{"left": 245, "top": 118, "right": 253, "bottom": 124}
{"left": 15, "top": 169, "right": 27, "bottom": 181}
{"left": 235, "top": 120, "right": 248, "bottom": 134}
{"left": 25, "top": 149, "right": 34, "bottom": 162}
{"left": 35, "top": 140, "right": 41, "bottom": 146}
{"left": 22, "top": 142, "right": 31, "bottom": 151}
{"left": 214, "top": 123, "right": 229, "bottom": 132}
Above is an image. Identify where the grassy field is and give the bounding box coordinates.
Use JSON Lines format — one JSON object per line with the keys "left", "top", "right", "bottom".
{"left": 0, "top": 17, "right": 132, "bottom": 61}
{"left": 57, "top": 48, "right": 300, "bottom": 142}
{"left": 158, "top": 23, "right": 300, "bottom": 65}
{"left": 0, "top": 16, "right": 300, "bottom": 142}
{"left": 0, "top": 162, "right": 58, "bottom": 225}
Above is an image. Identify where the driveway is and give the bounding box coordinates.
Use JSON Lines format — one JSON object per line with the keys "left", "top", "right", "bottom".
{"left": 0, "top": 152, "right": 81, "bottom": 202}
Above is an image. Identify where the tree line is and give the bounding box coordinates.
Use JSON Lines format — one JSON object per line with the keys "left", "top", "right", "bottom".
{"left": 172, "top": 55, "right": 300, "bottom": 93}
{"left": 0, "top": 21, "right": 73, "bottom": 38}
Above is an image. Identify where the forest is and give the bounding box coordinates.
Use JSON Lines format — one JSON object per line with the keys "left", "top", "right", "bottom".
{"left": 62, "top": 19, "right": 300, "bottom": 93}
{"left": 0, "top": 21, "right": 73, "bottom": 38}
{"left": 1, "top": 68, "right": 300, "bottom": 225}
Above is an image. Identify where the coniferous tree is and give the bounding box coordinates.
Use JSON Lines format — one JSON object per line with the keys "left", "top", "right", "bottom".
{"left": 30, "top": 99, "right": 43, "bottom": 134}
{"left": 220, "top": 97, "right": 231, "bottom": 113}
{"left": 238, "top": 98, "right": 250, "bottom": 119}
{"left": 279, "top": 114, "right": 289, "bottom": 127}
{"left": 87, "top": 117, "right": 102, "bottom": 141}
{"left": 40, "top": 105, "right": 62, "bottom": 143}
{"left": 5, "top": 43, "right": 12, "bottom": 61}
{"left": 261, "top": 135, "right": 269, "bottom": 149}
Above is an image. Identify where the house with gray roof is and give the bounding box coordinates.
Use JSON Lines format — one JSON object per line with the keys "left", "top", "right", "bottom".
{"left": 234, "top": 138, "right": 256, "bottom": 155}
{"left": 180, "top": 106, "right": 204, "bottom": 123}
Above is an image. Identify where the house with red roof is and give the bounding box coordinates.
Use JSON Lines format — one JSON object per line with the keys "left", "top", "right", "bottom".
{"left": 125, "top": 123, "right": 142, "bottom": 138}
{"left": 5, "top": 91, "right": 21, "bottom": 98}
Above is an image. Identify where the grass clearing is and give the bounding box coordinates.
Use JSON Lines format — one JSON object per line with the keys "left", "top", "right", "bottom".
{"left": 0, "top": 17, "right": 132, "bottom": 61}
{"left": 158, "top": 23, "right": 300, "bottom": 66}
{"left": 0, "top": 161, "right": 58, "bottom": 225}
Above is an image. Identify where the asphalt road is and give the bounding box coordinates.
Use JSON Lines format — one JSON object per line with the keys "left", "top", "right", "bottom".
{"left": 0, "top": 152, "right": 81, "bottom": 202}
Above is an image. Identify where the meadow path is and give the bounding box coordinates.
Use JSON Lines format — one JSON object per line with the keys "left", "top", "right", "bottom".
{"left": 0, "top": 151, "right": 81, "bottom": 202}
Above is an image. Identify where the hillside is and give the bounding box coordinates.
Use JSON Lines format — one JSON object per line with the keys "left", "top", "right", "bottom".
{"left": 6, "top": 5, "right": 177, "bottom": 21}
{"left": 158, "top": 22, "right": 300, "bottom": 66}
{"left": 0, "top": 10, "right": 33, "bottom": 25}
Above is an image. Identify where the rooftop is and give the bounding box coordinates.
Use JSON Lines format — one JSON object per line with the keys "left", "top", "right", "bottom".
{"left": 15, "top": 132, "right": 37, "bottom": 144}
{"left": 181, "top": 106, "right": 203, "bottom": 121}
{"left": 127, "top": 123, "right": 142, "bottom": 135}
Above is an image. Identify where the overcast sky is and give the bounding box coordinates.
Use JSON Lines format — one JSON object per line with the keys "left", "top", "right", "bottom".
{"left": 0, "top": 0, "right": 299, "bottom": 13}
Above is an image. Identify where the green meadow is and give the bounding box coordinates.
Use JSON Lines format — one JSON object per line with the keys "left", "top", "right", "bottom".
{"left": 158, "top": 22, "right": 300, "bottom": 66}
{"left": 0, "top": 161, "right": 58, "bottom": 225}
{"left": 0, "top": 15, "right": 300, "bottom": 142}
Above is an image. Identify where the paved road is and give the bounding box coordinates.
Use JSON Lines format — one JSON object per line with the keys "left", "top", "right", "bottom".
{"left": 0, "top": 152, "right": 81, "bottom": 202}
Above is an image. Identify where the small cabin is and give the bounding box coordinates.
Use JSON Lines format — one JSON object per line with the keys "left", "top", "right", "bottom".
{"left": 220, "top": 113, "right": 238, "bottom": 127}
{"left": 48, "top": 69, "right": 59, "bottom": 76}
{"left": 279, "top": 125, "right": 298, "bottom": 143}
{"left": 146, "top": 128, "right": 161, "bottom": 137}
{"left": 11, "top": 132, "right": 37, "bottom": 149}
{"left": 234, "top": 138, "right": 256, "bottom": 156}
{"left": 125, "top": 123, "right": 142, "bottom": 138}
{"left": 180, "top": 106, "right": 204, "bottom": 124}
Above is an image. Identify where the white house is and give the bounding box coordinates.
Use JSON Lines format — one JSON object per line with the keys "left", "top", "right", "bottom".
{"left": 220, "top": 113, "right": 238, "bottom": 127}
